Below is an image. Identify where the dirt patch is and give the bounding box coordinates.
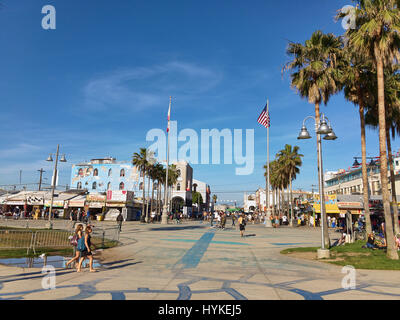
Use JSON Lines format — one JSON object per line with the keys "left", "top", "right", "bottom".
{"left": 286, "top": 251, "right": 317, "bottom": 261}
{"left": 337, "top": 252, "right": 371, "bottom": 257}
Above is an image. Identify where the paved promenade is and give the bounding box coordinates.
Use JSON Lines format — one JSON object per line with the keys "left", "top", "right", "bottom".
{"left": 0, "top": 220, "right": 400, "bottom": 300}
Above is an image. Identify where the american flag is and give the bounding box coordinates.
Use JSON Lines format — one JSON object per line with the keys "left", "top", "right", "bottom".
{"left": 257, "top": 104, "right": 270, "bottom": 128}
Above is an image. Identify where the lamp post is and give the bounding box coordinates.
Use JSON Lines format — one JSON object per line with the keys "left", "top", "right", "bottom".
{"left": 298, "top": 114, "right": 337, "bottom": 259}
{"left": 46, "top": 144, "right": 67, "bottom": 229}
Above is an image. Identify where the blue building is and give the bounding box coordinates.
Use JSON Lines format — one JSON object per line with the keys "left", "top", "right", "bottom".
{"left": 70, "top": 157, "right": 144, "bottom": 194}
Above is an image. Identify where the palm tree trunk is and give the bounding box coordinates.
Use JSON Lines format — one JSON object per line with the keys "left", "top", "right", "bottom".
{"left": 290, "top": 174, "right": 293, "bottom": 224}
{"left": 375, "top": 51, "right": 398, "bottom": 260}
{"left": 141, "top": 170, "right": 146, "bottom": 222}
{"left": 386, "top": 126, "right": 400, "bottom": 235}
{"left": 358, "top": 101, "right": 373, "bottom": 234}
{"left": 272, "top": 187, "right": 276, "bottom": 216}
{"left": 146, "top": 175, "right": 151, "bottom": 222}
{"left": 315, "top": 102, "right": 330, "bottom": 248}
{"left": 150, "top": 180, "right": 155, "bottom": 221}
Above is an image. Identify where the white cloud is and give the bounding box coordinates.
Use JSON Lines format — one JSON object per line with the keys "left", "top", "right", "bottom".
{"left": 0, "top": 144, "right": 43, "bottom": 160}
{"left": 83, "top": 61, "right": 223, "bottom": 112}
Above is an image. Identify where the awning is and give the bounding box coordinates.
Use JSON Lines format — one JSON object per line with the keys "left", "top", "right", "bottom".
{"left": 67, "top": 195, "right": 86, "bottom": 208}
{"left": 88, "top": 202, "right": 104, "bottom": 209}
{"left": 4, "top": 201, "right": 25, "bottom": 206}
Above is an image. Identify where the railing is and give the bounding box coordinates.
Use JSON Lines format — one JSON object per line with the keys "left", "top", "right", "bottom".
{"left": 0, "top": 226, "right": 120, "bottom": 255}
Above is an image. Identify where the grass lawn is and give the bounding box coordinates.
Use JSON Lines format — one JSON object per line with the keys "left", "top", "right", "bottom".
{"left": 281, "top": 241, "right": 400, "bottom": 270}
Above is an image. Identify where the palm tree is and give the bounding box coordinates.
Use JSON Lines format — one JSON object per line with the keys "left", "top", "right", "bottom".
{"left": 147, "top": 162, "right": 160, "bottom": 223}
{"left": 341, "top": 0, "right": 400, "bottom": 260}
{"left": 212, "top": 194, "right": 217, "bottom": 203}
{"left": 284, "top": 30, "right": 343, "bottom": 246}
{"left": 266, "top": 160, "right": 280, "bottom": 216}
{"left": 276, "top": 145, "right": 304, "bottom": 225}
{"left": 364, "top": 68, "right": 400, "bottom": 235}
{"left": 132, "top": 148, "right": 149, "bottom": 222}
{"left": 340, "top": 46, "right": 375, "bottom": 234}
{"left": 167, "top": 164, "right": 179, "bottom": 212}
{"left": 153, "top": 163, "right": 165, "bottom": 220}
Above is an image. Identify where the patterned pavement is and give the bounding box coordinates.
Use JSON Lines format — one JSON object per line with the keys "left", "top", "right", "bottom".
{"left": 1, "top": 221, "right": 400, "bottom": 300}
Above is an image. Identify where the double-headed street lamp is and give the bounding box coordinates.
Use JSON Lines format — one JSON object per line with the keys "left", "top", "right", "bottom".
{"left": 298, "top": 114, "right": 337, "bottom": 258}
{"left": 46, "top": 144, "right": 67, "bottom": 229}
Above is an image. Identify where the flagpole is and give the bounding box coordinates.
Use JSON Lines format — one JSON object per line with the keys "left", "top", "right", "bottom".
{"left": 265, "top": 100, "right": 272, "bottom": 228}
{"left": 161, "top": 96, "right": 171, "bottom": 225}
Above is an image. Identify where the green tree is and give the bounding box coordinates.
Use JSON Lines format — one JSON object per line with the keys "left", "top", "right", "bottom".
{"left": 132, "top": 148, "right": 149, "bottom": 222}
{"left": 276, "top": 145, "right": 304, "bottom": 225}
{"left": 342, "top": 0, "right": 400, "bottom": 259}
{"left": 284, "top": 30, "right": 343, "bottom": 245}
{"left": 339, "top": 45, "right": 375, "bottom": 235}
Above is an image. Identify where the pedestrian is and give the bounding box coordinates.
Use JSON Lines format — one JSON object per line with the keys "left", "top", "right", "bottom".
{"left": 238, "top": 214, "right": 246, "bottom": 237}
{"left": 86, "top": 209, "right": 90, "bottom": 223}
{"left": 117, "top": 212, "right": 123, "bottom": 231}
{"left": 77, "top": 225, "right": 98, "bottom": 272}
{"left": 66, "top": 224, "right": 84, "bottom": 269}
{"left": 221, "top": 213, "right": 226, "bottom": 230}
{"left": 150, "top": 210, "right": 156, "bottom": 223}
{"left": 34, "top": 207, "right": 40, "bottom": 220}
{"left": 232, "top": 213, "right": 236, "bottom": 227}
{"left": 274, "top": 215, "right": 280, "bottom": 228}
{"left": 210, "top": 212, "right": 214, "bottom": 226}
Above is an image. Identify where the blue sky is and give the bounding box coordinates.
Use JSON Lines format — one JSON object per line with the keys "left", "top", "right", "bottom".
{"left": 0, "top": 0, "right": 397, "bottom": 205}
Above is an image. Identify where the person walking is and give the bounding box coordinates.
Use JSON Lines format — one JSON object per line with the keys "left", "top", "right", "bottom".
{"left": 85, "top": 209, "right": 90, "bottom": 224}
{"left": 221, "top": 212, "right": 226, "bottom": 230}
{"left": 66, "top": 224, "right": 84, "bottom": 269}
{"left": 210, "top": 211, "right": 214, "bottom": 227}
{"left": 117, "top": 212, "right": 123, "bottom": 232}
{"left": 238, "top": 214, "right": 246, "bottom": 238}
{"left": 77, "top": 225, "right": 97, "bottom": 272}
{"left": 231, "top": 213, "right": 236, "bottom": 227}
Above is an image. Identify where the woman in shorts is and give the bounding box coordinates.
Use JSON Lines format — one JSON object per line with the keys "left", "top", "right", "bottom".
{"left": 77, "top": 225, "right": 97, "bottom": 272}
{"left": 238, "top": 214, "right": 246, "bottom": 237}
{"left": 66, "top": 224, "right": 84, "bottom": 269}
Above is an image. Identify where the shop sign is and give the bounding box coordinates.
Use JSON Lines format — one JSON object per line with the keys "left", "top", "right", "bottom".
{"left": 44, "top": 201, "right": 64, "bottom": 207}
{"left": 107, "top": 190, "right": 134, "bottom": 202}
{"left": 89, "top": 202, "right": 104, "bottom": 209}
{"left": 87, "top": 194, "right": 106, "bottom": 202}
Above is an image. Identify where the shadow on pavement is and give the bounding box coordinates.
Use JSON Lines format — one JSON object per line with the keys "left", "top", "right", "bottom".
{"left": 149, "top": 225, "right": 208, "bottom": 231}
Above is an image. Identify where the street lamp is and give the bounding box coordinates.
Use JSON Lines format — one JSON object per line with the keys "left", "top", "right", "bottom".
{"left": 298, "top": 113, "right": 337, "bottom": 259}
{"left": 46, "top": 144, "right": 67, "bottom": 229}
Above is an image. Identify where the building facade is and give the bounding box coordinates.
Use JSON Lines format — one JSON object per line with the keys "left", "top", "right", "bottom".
{"left": 191, "top": 178, "right": 211, "bottom": 212}
{"left": 325, "top": 157, "right": 400, "bottom": 196}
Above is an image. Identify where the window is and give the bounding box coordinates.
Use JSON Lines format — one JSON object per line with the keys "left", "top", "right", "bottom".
{"left": 120, "top": 169, "right": 125, "bottom": 177}
{"left": 177, "top": 169, "right": 181, "bottom": 177}
{"left": 78, "top": 168, "right": 83, "bottom": 176}
{"left": 107, "top": 182, "right": 111, "bottom": 190}
{"left": 92, "top": 182, "right": 97, "bottom": 190}
{"left": 93, "top": 168, "right": 98, "bottom": 177}
{"left": 108, "top": 169, "right": 112, "bottom": 177}
{"left": 177, "top": 183, "right": 181, "bottom": 191}
{"left": 119, "top": 182, "right": 125, "bottom": 190}
{"left": 77, "top": 182, "right": 82, "bottom": 189}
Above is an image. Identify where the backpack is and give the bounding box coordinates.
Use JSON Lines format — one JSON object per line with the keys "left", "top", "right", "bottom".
{"left": 77, "top": 236, "right": 86, "bottom": 252}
